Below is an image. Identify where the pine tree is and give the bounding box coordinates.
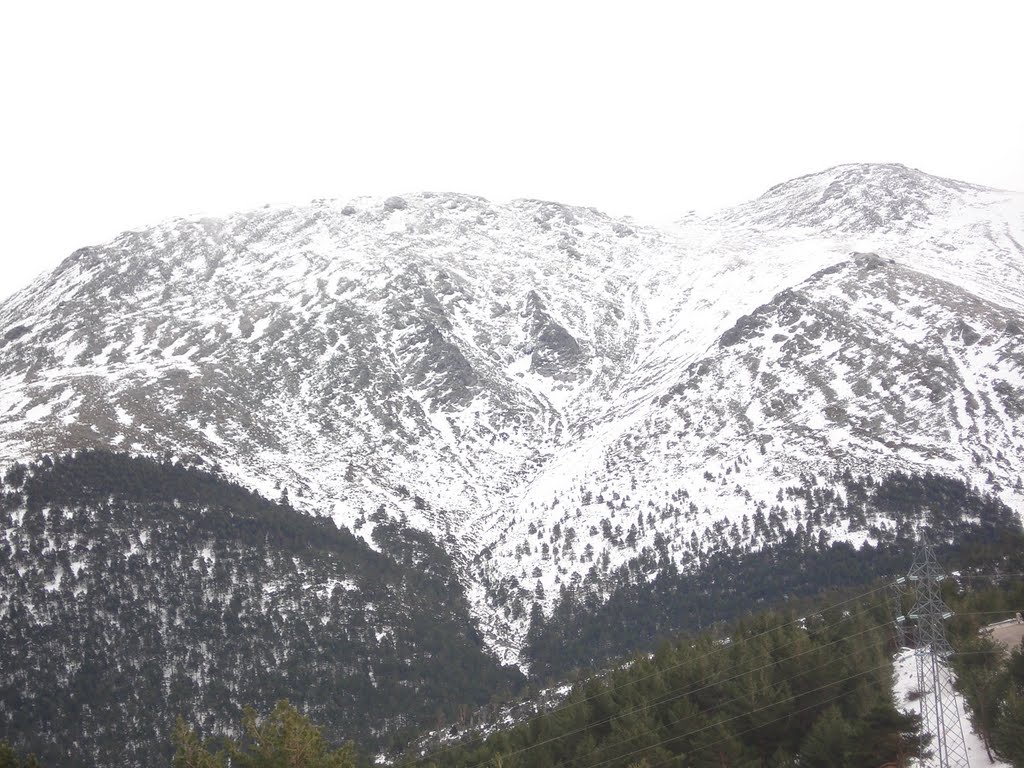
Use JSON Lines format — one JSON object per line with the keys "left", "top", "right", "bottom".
{"left": 796, "top": 707, "right": 852, "bottom": 767}
{"left": 953, "top": 635, "right": 1007, "bottom": 760}
{"left": 174, "top": 701, "right": 356, "bottom": 768}
{"left": 847, "top": 706, "right": 927, "bottom": 768}
{"left": 247, "top": 700, "right": 356, "bottom": 767}
{"left": 993, "top": 691, "right": 1024, "bottom": 766}
{"left": 0, "top": 742, "right": 43, "bottom": 768}
{"left": 171, "top": 718, "right": 225, "bottom": 768}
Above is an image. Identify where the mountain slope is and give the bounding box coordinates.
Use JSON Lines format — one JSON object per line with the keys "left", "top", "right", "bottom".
{"left": 0, "top": 164, "right": 1021, "bottom": 666}
{"left": 0, "top": 451, "right": 521, "bottom": 766}
{"left": 478, "top": 253, "right": 1024, "bottom": 650}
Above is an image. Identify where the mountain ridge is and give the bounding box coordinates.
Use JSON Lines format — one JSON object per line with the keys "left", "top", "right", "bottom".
{"left": 1, "top": 163, "right": 1022, "bottom": 665}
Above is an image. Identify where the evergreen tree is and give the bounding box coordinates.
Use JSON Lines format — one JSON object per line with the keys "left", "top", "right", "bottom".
{"left": 993, "top": 691, "right": 1024, "bottom": 766}
{"left": 171, "top": 719, "right": 225, "bottom": 768}
{"left": 796, "top": 707, "right": 852, "bottom": 767}
{"left": 953, "top": 635, "right": 1007, "bottom": 760}
{"left": 174, "top": 701, "right": 356, "bottom": 768}
{"left": 847, "top": 707, "right": 927, "bottom": 768}
{"left": 0, "top": 742, "right": 42, "bottom": 768}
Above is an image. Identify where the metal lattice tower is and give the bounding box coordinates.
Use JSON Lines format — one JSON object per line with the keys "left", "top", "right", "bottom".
{"left": 889, "top": 579, "right": 908, "bottom": 649}
{"left": 894, "top": 532, "right": 969, "bottom": 768}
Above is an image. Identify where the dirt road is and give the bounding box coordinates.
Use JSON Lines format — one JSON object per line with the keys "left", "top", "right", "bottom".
{"left": 986, "top": 619, "right": 1024, "bottom": 652}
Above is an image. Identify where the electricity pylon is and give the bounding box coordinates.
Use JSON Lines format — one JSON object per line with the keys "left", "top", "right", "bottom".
{"left": 893, "top": 531, "right": 969, "bottom": 768}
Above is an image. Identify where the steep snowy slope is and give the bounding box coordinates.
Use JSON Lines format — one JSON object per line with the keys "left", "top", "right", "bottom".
{"left": 709, "top": 163, "right": 1024, "bottom": 310}
{"left": 0, "top": 195, "right": 682, "bottom": 549}
{"left": 487, "top": 254, "right": 1024, "bottom": 650}
{"left": 0, "top": 164, "right": 1021, "bottom": 662}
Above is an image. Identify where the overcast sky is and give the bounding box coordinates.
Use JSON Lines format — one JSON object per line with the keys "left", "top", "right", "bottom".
{"left": 1, "top": 0, "right": 1022, "bottom": 302}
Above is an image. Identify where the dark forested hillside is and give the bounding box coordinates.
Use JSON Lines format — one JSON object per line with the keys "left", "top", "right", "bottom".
{"left": 2, "top": 453, "right": 1022, "bottom": 766}
{"left": 524, "top": 471, "right": 1024, "bottom": 679}
{"left": 411, "top": 590, "right": 926, "bottom": 768}
{"left": 0, "top": 451, "right": 522, "bottom": 767}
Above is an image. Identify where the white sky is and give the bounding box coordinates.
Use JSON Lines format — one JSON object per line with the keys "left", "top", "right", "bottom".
{"left": 1, "top": 0, "right": 1022, "bottom": 302}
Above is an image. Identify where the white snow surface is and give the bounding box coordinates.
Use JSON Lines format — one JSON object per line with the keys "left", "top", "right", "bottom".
{"left": 1, "top": 163, "right": 1023, "bottom": 664}
{"left": 893, "top": 648, "right": 1009, "bottom": 768}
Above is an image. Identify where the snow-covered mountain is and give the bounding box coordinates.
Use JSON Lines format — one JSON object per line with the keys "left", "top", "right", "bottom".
{"left": 1, "top": 163, "right": 1022, "bottom": 663}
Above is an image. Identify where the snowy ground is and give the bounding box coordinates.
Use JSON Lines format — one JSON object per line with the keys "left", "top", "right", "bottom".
{"left": 892, "top": 648, "right": 1008, "bottom": 768}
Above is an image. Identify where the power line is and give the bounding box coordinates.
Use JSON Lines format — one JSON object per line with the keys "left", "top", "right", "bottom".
{"left": 411, "top": 563, "right": 1014, "bottom": 768}
{"left": 421, "top": 599, "right": 1014, "bottom": 768}
{"left": 502, "top": 631, "right": 889, "bottom": 768}
{"left": 521, "top": 647, "right": 999, "bottom": 768}
{"left": 894, "top": 531, "right": 968, "bottom": 768}
{"left": 569, "top": 659, "right": 895, "bottom": 768}
{"left": 479, "top": 645, "right": 997, "bottom": 768}
{"left": 633, "top": 669, "right": 904, "bottom": 768}
{"left": 428, "top": 596, "right": 896, "bottom": 768}
{"left": 954, "top": 573, "right": 1024, "bottom": 579}
{"left": 459, "top": 618, "right": 892, "bottom": 768}
{"left": 412, "top": 580, "right": 893, "bottom": 764}
{"left": 422, "top": 601, "right": 1017, "bottom": 768}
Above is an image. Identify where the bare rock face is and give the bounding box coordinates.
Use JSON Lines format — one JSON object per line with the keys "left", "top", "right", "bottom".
{"left": 520, "top": 290, "right": 585, "bottom": 379}
{"left": 1, "top": 164, "right": 1023, "bottom": 663}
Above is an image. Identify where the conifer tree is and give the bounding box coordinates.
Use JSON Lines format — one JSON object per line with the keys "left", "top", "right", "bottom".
{"left": 796, "top": 707, "right": 852, "bottom": 767}
{"left": 173, "top": 701, "right": 356, "bottom": 768}
{"left": 953, "top": 635, "right": 1006, "bottom": 760}
{"left": 993, "top": 691, "right": 1024, "bottom": 766}
{"left": 0, "top": 742, "right": 42, "bottom": 768}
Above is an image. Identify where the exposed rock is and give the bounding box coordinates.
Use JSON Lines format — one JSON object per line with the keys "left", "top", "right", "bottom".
{"left": 520, "top": 290, "right": 585, "bottom": 379}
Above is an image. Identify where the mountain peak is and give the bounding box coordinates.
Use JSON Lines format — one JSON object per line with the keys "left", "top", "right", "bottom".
{"left": 716, "top": 162, "right": 1000, "bottom": 234}
{"left": 761, "top": 161, "right": 989, "bottom": 200}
